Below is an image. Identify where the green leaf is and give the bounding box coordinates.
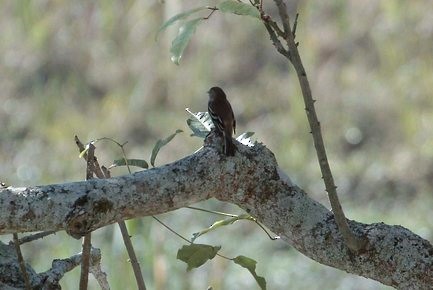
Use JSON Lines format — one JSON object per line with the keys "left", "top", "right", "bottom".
{"left": 233, "top": 256, "right": 267, "bottom": 290}
{"left": 185, "top": 108, "right": 214, "bottom": 138}
{"left": 156, "top": 6, "right": 207, "bottom": 39}
{"left": 191, "top": 213, "right": 251, "bottom": 242}
{"left": 177, "top": 244, "right": 221, "bottom": 271}
{"left": 170, "top": 18, "right": 203, "bottom": 65}
{"left": 110, "top": 158, "right": 149, "bottom": 169}
{"left": 150, "top": 129, "right": 183, "bottom": 167}
{"left": 217, "top": 0, "right": 260, "bottom": 19}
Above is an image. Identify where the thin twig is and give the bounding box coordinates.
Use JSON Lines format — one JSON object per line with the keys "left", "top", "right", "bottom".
{"left": 268, "top": 18, "right": 286, "bottom": 38}
{"left": 89, "top": 260, "right": 110, "bottom": 290}
{"left": 118, "top": 221, "right": 147, "bottom": 290}
{"left": 257, "top": 2, "right": 290, "bottom": 59}
{"left": 270, "top": 0, "right": 367, "bottom": 251}
{"left": 101, "top": 166, "right": 111, "bottom": 178}
{"left": 187, "top": 206, "right": 279, "bottom": 240}
{"left": 112, "top": 140, "right": 147, "bottom": 290}
{"left": 251, "top": 219, "right": 280, "bottom": 240}
{"left": 16, "top": 231, "right": 56, "bottom": 245}
{"left": 92, "top": 157, "right": 105, "bottom": 179}
{"left": 292, "top": 12, "right": 299, "bottom": 38}
{"left": 80, "top": 143, "right": 95, "bottom": 290}
{"left": 186, "top": 206, "right": 238, "bottom": 217}
{"left": 153, "top": 216, "right": 191, "bottom": 243}
{"left": 79, "top": 233, "right": 92, "bottom": 290}
{"left": 273, "top": 0, "right": 290, "bottom": 35}
{"left": 153, "top": 216, "right": 233, "bottom": 261}
{"left": 204, "top": 6, "right": 218, "bottom": 20}
{"left": 263, "top": 21, "right": 290, "bottom": 59}
{"left": 75, "top": 135, "right": 88, "bottom": 160}
{"left": 75, "top": 135, "right": 147, "bottom": 290}
{"left": 13, "top": 233, "right": 31, "bottom": 290}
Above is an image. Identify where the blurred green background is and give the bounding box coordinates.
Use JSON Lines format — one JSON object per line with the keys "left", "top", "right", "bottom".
{"left": 1, "top": 0, "right": 433, "bottom": 289}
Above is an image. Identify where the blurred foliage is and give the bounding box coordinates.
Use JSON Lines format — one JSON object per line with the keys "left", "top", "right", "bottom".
{"left": 1, "top": 0, "right": 433, "bottom": 289}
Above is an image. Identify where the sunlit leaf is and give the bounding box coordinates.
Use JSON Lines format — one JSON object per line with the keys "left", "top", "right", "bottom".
{"left": 217, "top": 0, "right": 260, "bottom": 19}
{"left": 185, "top": 108, "right": 214, "bottom": 138}
{"left": 177, "top": 244, "right": 221, "bottom": 271}
{"left": 233, "top": 255, "right": 267, "bottom": 290}
{"left": 156, "top": 6, "right": 207, "bottom": 39}
{"left": 109, "top": 158, "right": 149, "bottom": 169}
{"left": 79, "top": 147, "right": 89, "bottom": 159}
{"left": 236, "top": 131, "right": 255, "bottom": 146}
{"left": 191, "top": 213, "right": 251, "bottom": 242}
{"left": 150, "top": 129, "right": 183, "bottom": 167}
{"left": 170, "top": 18, "right": 203, "bottom": 65}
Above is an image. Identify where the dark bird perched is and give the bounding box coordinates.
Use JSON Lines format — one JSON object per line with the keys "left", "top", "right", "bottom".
{"left": 207, "top": 87, "right": 236, "bottom": 156}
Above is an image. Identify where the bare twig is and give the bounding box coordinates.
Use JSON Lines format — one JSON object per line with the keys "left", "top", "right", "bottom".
{"left": 258, "top": 2, "right": 290, "bottom": 59}
{"left": 111, "top": 141, "right": 147, "bottom": 290}
{"left": 262, "top": 21, "right": 290, "bottom": 59}
{"left": 89, "top": 261, "right": 110, "bottom": 290}
{"left": 80, "top": 143, "right": 95, "bottom": 290}
{"left": 79, "top": 233, "right": 92, "bottom": 290}
{"left": 153, "top": 216, "right": 191, "bottom": 243}
{"left": 274, "top": 0, "right": 290, "bottom": 35}
{"left": 268, "top": 0, "right": 367, "bottom": 251}
{"left": 292, "top": 12, "right": 299, "bottom": 38}
{"left": 12, "top": 233, "right": 31, "bottom": 290}
{"left": 93, "top": 157, "right": 105, "bottom": 179}
{"left": 101, "top": 165, "right": 111, "bottom": 178}
{"left": 252, "top": 219, "right": 280, "bottom": 240}
{"left": 118, "top": 221, "right": 147, "bottom": 290}
{"left": 41, "top": 248, "right": 103, "bottom": 288}
{"left": 75, "top": 135, "right": 87, "bottom": 159}
{"left": 186, "top": 206, "right": 238, "bottom": 217}
{"left": 204, "top": 6, "right": 218, "bottom": 20}
{"left": 75, "top": 135, "right": 147, "bottom": 290}
{"left": 15, "top": 231, "right": 56, "bottom": 245}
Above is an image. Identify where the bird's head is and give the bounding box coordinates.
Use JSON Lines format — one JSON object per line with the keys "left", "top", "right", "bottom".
{"left": 208, "top": 87, "right": 227, "bottom": 100}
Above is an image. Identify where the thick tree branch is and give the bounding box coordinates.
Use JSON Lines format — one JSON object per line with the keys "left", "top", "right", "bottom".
{"left": 0, "top": 136, "right": 432, "bottom": 288}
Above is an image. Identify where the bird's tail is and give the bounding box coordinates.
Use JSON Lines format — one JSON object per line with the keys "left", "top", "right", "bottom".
{"left": 224, "top": 134, "right": 236, "bottom": 156}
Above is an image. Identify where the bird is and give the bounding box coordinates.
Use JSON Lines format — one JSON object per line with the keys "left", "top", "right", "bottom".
{"left": 207, "top": 87, "right": 236, "bottom": 156}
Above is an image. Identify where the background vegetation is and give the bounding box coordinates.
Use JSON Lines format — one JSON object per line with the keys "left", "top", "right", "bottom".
{"left": 1, "top": 0, "right": 432, "bottom": 289}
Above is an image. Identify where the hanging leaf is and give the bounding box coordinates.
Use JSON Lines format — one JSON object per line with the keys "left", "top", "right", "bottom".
{"left": 170, "top": 18, "right": 203, "bottom": 65}
{"left": 109, "top": 158, "right": 149, "bottom": 169}
{"left": 191, "top": 213, "right": 251, "bottom": 242}
{"left": 177, "top": 244, "right": 221, "bottom": 271}
{"left": 157, "top": 6, "right": 207, "bottom": 39}
{"left": 233, "top": 255, "right": 267, "bottom": 290}
{"left": 217, "top": 0, "right": 260, "bottom": 19}
{"left": 185, "top": 108, "right": 214, "bottom": 138}
{"left": 150, "top": 129, "right": 183, "bottom": 167}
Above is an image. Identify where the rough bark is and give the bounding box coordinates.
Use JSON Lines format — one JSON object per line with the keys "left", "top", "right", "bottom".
{"left": 1, "top": 137, "right": 432, "bottom": 289}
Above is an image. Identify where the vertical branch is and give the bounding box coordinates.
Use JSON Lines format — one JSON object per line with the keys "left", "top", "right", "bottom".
{"left": 12, "top": 233, "right": 31, "bottom": 290}
{"left": 80, "top": 233, "right": 92, "bottom": 290}
{"left": 75, "top": 135, "right": 147, "bottom": 290}
{"left": 79, "top": 143, "right": 96, "bottom": 290}
{"left": 262, "top": 0, "right": 367, "bottom": 251}
{"left": 118, "top": 221, "right": 147, "bottom": 290}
